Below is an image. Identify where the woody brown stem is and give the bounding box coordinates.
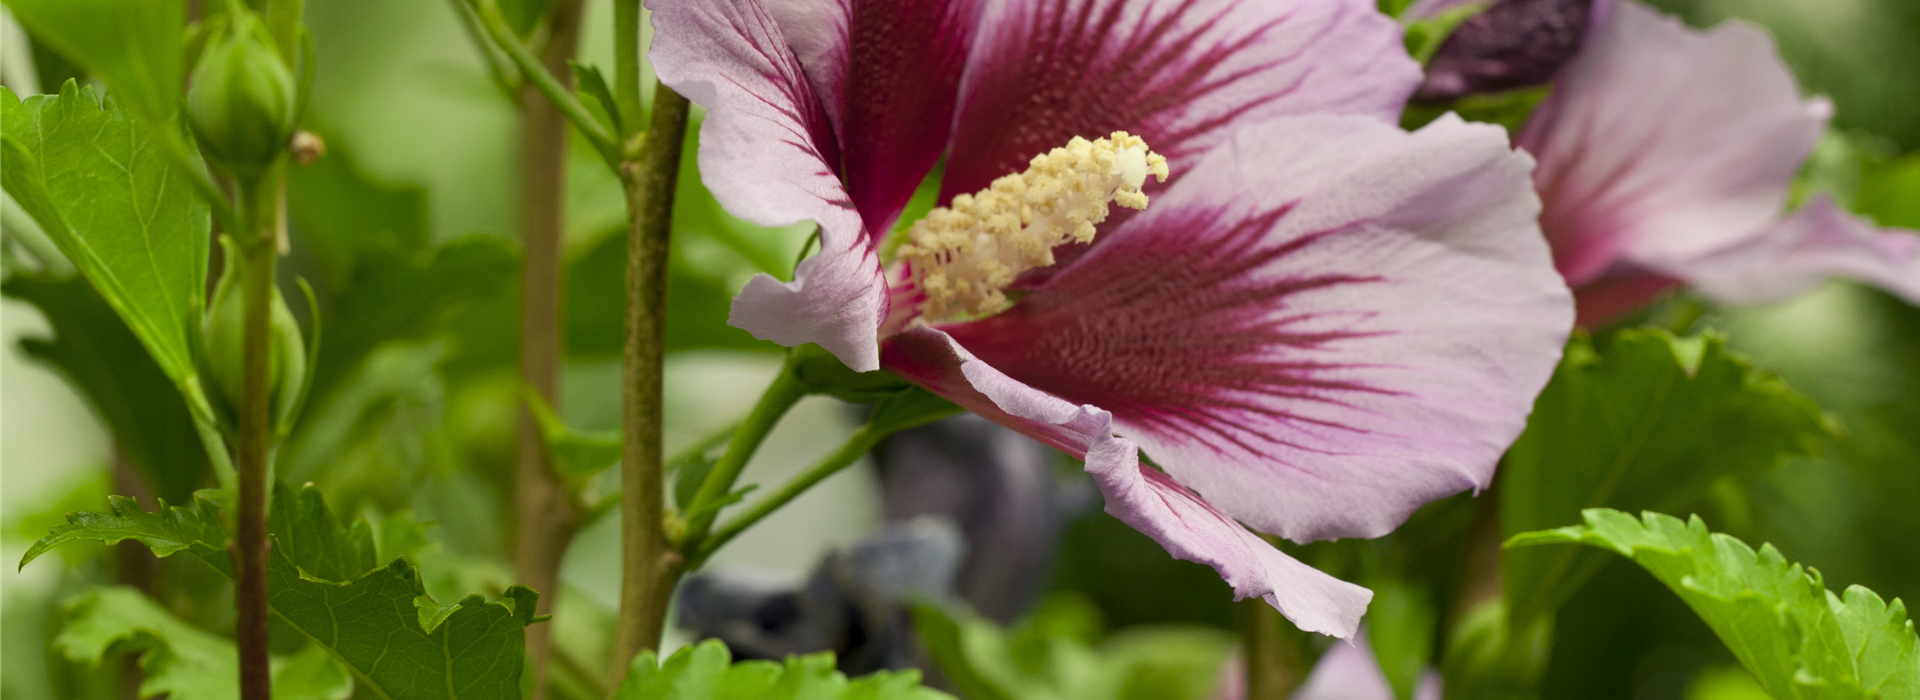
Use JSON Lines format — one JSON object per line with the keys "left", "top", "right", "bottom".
{"left": 512, "top": 1, "right": 586, "bottom": 697}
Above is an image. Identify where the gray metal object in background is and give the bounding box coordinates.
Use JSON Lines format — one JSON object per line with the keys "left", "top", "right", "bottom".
{"left": 873, "top": 413, "right": 1092, "bottom": 624}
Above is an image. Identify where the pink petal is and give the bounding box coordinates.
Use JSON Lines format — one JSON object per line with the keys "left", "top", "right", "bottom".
{"left": 939, "top": 0, "right": 1421, "bottom": 201}
{"left": 1516, "top": 0, "right": 1829, "bottom": 288}
{"left": 769, "top": 0, "right": 981, "bottom": 235}
{"left": 1289, "top": 639, "right": 1395, "bottom": 700}
{"left": 1678, "top": 197, "right": 1920, "bottom": 305}
{"left": 651, "top": 0, "right": 888, "bottom": 370}
{"left": 940, "top": 114, "right": 1571, "bottom": 543}
{"left": 1289, "top": 640, "right": 1444, "bottom": 700}
{"left": 881, "top": 326, "right": 1372, "bottom": 638}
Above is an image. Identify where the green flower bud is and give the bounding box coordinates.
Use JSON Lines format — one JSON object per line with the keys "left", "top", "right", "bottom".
{"left": 201, "top": 242, "right": 308, "bottom": 436}
{"left": 1441, "top": 601, "right": 1553, "bottom": 698}
{"left": 186, "top": 13, "right": 296, "bottom": 177}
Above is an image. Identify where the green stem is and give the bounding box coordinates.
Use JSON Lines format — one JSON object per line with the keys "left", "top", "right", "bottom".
{"left": 446, "top": 0, "right": 522, "bottom": 103}
{"left": 232, "top": 173, "right": 279, "bottom": 700}
{"left": 688, "top": 426, "right": 886, "bottom": 568}
{"left": 466, "top": 0, "right": 620, "bottom": 167}
{"left": 606, "top": 83, "right": 691, "bottom": 686}
{"left": 1236, "top": 597, "right": 1305, "bottom": 699}
{"left": 613, "top": 0, "right": 643, "bottom": 143}
{"left": 678, "top": 350, "right": 809, "bottom": 548}
{"left": 193, "top": 410, "right": 238, "bottom": 496}
{"left": 266, "top": 0, "right": 304, "bottom": 63}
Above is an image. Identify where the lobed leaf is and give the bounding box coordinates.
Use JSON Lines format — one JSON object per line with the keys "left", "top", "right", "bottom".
{"left": 20, "top": 492, "right": 227, "bottom": 572}
{"left": 0, "top": 83, "right": 210, "bottom": 410}
{"left": 1501, "top": 330, "right": 1829, "bottom": 623}
{"left": 3, "top": 0, "right": 185, "bottom": 123}
{"left": 615, "top": 639, "right": 951, "bottom": 700}
{"left": 22, "top": 484, "right": 539, "bottom": 699}
{"left": 58, "top": 586, "right": 351, "bottom": 700}
{"left": 526, "top": 389, "right": 622, "bottom": 486}
{"left": 911, "top": 596, "right": 1233, "bottom": 700}
{"left": 1510, "top": 509, "right": 1920, "bottom": 699}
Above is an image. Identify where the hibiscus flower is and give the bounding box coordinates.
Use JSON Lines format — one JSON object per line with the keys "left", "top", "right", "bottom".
{"left": 650, "top": 0, "right": 1572, "bottom": 637}
{"left": 1509, "top": 0, "right": 1920, "bottom": 325}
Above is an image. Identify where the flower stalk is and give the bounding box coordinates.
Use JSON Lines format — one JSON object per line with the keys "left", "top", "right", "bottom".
{"left": 678, "top": 350, "right": 810, "bottom": 548}
{"left": 688, "top": 425, "right": 887, "bottom": 568}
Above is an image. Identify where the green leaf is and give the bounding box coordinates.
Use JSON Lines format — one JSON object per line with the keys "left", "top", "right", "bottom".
{"left": 1857, "top": 151, "right": 1920, "bottom": 229}
{"left": 269, "top": 482, "right": 378, "bottom": 582}
{"left": 1686, "top": 666, "right": 1773, "bottom": 700}
{"left": 20, "top": 492, "right": 228, "bottom": 571}
{"left": 912, "top": 596, "right": 1232, "bottom": 700}
{"left": 572, "top": 62, "right": 622, "bottom": 137}
{"left": 58, "top": 586, "right": 351, "bottom": 700}
{"left": 2, "top": 273, "right": 210, "bottom": 503}
{"left": 1401, "top": 1, "right": 1487, "bottom": 63}
{"left": 1366, "top": 576, "right": 1438, "bottom": 700}
{"left": 1401, "top": 86, "right": 1549, "bottom": 133}
{"left": 306, "top": 235, "right": 516, "bottom": 401}
{"left": 1502, "top": 330, "right": 1829, "bottom": 624}
{"left": 23, "top": 486, "right": 540, "bottom": 699}
{"left": 0, "top": 83, "right": 210, "bottom": 408}
{"left": 867, "top": 387, "right": 963, "bottom": 436}
{"left": 3, "top": 0, "right": 185, "bottom": 122}
{"left": 1510, "top": 509, "right": 1920, "bottom": 699}
{"left": 526, "top": 388, "right": 622, "bottom": 486}
{"left": 615, "top": 639, "right": 952, "bottom": 700}
{"left": 672, "top": 427, "right": 736, "bottom": 510}
{"left": 281, "top": 339, "right": 452, "bottom": 506}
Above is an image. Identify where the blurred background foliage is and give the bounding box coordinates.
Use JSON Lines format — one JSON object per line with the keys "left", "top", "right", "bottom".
{"left": 1, "top": 0, "right": 1917, "bottom": 698}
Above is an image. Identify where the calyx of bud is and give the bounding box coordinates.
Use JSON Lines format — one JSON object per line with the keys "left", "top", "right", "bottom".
{"left": 187, "top": 11, "right": 297, "bottom": 177}
{"left": 199, "top": 238, "right": 307, "bottom": 436}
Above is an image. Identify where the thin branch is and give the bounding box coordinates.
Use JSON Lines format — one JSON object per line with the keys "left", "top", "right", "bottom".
{"left": 446, "top": 0, "right": 522, "bottom": 103}
{"left": 613, "top": 0, "right": 643, "bottom": 143}
{"left": 463, "top": 0, "right": 620, "bottom": 167}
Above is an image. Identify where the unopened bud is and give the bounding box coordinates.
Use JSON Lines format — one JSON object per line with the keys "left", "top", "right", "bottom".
{"left": 187, "top": 12, "right": 297, "bottom": 177}
{"left": 290, "top": 130, "right": 325, "bottom": 165}
{"left": 1414, "top": 0, "right": 1597, "bottom": 103}
{"left": 200, "top": 241, "right": 308, "bottom": 435}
